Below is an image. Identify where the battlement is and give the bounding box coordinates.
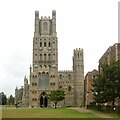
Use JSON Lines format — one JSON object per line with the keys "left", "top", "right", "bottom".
{"left": 35, "top": 11, "right": 51, "bottom": 20}
{"left": 74, "top": 48, "right": 83, "bottom": 52}
{"left": 73, "top": 48, "right": 83, "bottom": 56}
{"left": 35, "top": 10, "right": 56, "bottom": 20}
{"left": 41, "top": 16, "right": 51, "bottom": 19}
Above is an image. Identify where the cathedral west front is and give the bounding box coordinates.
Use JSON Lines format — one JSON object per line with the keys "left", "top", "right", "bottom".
{"left": 15, "top": 10, "right": 84, "bottom": 108}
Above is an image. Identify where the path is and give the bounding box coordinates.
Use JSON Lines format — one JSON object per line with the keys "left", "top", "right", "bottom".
{"left": 69, "top": 107, "right": 118, "bottom": 119}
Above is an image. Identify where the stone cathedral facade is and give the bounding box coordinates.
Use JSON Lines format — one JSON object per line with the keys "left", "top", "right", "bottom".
{"left": 15, "top": 10, "right": 84, "bottom": 108}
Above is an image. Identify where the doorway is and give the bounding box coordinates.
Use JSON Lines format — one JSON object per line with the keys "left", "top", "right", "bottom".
{"left": 40, "top": 96, "right": 44, "bottom": 107}
{"left": 40, "top": 92, "right": 48, "bottom": 107}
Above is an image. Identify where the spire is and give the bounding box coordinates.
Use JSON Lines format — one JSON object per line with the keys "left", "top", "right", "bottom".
{"left": 24, "top": 76, "right": 28, "bottom": 84}
{"left": 30, "top": 64, "right": 32, "bottom": 69}
{"left": 30, "top": 64, "right": 32, "bottom": 73}
{"left": 15, "top": 86, "right": 18, "bottom": 90}
{"left": 24, "top": 76, "right": 26, "bottom": 80}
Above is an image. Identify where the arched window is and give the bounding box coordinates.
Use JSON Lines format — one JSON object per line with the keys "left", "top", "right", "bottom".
{"left": 53, "top": 42, "right": 55, "bottom": 48}
{"left": 49, "top": 65, "right": 51, "bottom": 70}
{"left": 48, "top": 54, "right": 51, "bottom": 61}
{"left": 44, "top": 65, "right": 47, "bottom": 68}
{"left": 40, "top": 65, "right": 42, "bottom": 68}
{"left": 68, "top": 74, "right": 71, "bottom": 80}
{"left": 53, "top": 54, "right": 55, "bottom": 61}
{"left": 44, "top": 42, "right": 46, "bottom": 47}
{"left": 59, "top": 74, "right": 62, "bottom": 80}
{"left": 44, "top": 54, "right": 46, "bottom": 61}
{"left": 78, "top": 53, "right": 79, "bottom": 58}
{"left": 40, "top": 42, "right": 42, "bottom": 47}
{"left": 40, "top": 54, "right": 42, "bottom": 61}
{"left": 68, "top": 86, "right": 72, "bottom": 92}
{"left": 59, "top": 86, "right": 62, "bottom": 89}
{"left": 39, "top": 73, "right": 49, "bottom": 89}
{"left": 43, "top": 22, "right": 48, "bottom": 31}
{"left": 48, "top": 42, "right": 51, "bottom": 47}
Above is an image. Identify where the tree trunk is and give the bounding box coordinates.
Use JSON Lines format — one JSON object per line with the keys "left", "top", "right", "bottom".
{"left": 97, "top": 103, "right": 101, "bottom": 111}
{"left": 112, "top": 99, "right": 115, "bottom": 111}
{"left": 55, "top": 102, "right": 57, "bottom": 109}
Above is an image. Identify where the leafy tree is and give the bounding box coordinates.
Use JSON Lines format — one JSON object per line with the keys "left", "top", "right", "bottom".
{"left": 2, "top": 93, "right": 7, "bottom": 105}
{"left": 92, "top": 74, "right": 109, "bottom": 110}
{"left": 48, "top": 90, "right": 65, "bottom": 108}
{"left": 107, "top": 61, "right": 118, "bottom": 107}
{"left": 116, "top": 60, "right": 120, "bottom": 99}
{"left": 92, "top": 75, "right": 103, "bottom": 103}
{"left": 0, "top": 92, "right": 7, "bottom": 105}
{"left": 92, "top": 60, "right": 120, "bottom": 110}
{"left": 8, "top": 95, "right": 14, "bottom": 105}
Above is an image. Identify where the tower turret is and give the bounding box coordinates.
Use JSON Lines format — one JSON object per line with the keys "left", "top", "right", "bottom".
{"left": 23, "top": 76, "right": 29, "bottom": 107}
{"left": 15, "top": 86, "right": 19, "bottom": 105}
{"left": 29, "top": 65, "right": 32, "bottom": 83}
{"left": 52, "top": 10, "right": 56, "bottom": 36}
{"left": 24, "top": 76, "right": 28, "bottom": 84}
{"left": 73, "top": 48, "right": 84, "bottom": 107}
{"left": 34, "top": 11, "right": 39, "bottom": 37}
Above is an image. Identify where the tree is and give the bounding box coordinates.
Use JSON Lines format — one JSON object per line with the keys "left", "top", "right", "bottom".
{"left": 92, "top": 60, "right": 120, "bottom": 110}
{"left": 92, "top": 74, "right": 109, "bottom": 110}
{"left": 116, "top": 60, "right": 120, "bottom": 99}
{"left": 48, "top": 90, "right": 65, "bottom": 108}
{"left": 8, "top": 95, "right": 14, "bottom": 105}
{"left": 0, "top": 92, "right": 7, "bottom": 105}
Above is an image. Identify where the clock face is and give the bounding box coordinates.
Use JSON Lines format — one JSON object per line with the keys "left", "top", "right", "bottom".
{"left": 43, "top": 22, "right": 48, "bottom": 32}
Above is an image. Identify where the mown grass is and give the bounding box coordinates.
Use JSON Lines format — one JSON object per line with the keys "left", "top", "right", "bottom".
{"left": 2, "top": 108, "right": 99, "bottom": 118}
{"left": 91, "top": 109, "right": 120, "bottom": 119}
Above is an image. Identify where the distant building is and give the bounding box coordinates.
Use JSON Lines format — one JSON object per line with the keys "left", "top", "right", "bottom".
{"left": 99, "top": 43, "right": 120, "bottom": 73}
{"left": 97, "top": 43, "right": 120, "bottom": 106}
{"left": 84, "top": 69, "right": 98, "bottom": 107}
{"left": 15, "top": 10, "right": 84, "bottom": 108}
{"left": 15, "top": 86, "right": 23, "bottom": 106}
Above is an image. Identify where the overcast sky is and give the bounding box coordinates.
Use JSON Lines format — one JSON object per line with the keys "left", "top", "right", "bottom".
{"left": 0, "top": 0, "right": 119, "bottom": 96}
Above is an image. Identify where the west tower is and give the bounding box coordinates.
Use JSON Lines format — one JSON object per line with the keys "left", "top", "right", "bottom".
{"left": 28, "top": 10, "right": 58, "bottom": 107}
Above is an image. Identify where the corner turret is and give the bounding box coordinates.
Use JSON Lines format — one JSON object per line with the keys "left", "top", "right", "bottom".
{"left": 52, "top": 10, "right": 56, "bottom": 36}
{"left": 34, "top": 11, "right": 39, "bottom": 37}
{"left": 73, "top": 48, "right": 84, "bottom": 107}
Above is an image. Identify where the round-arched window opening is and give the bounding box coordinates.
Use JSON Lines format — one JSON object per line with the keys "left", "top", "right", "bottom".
{"left": 43, "top": 22, "right": 48, "bottom": 31}
{"left": 68, "top": 86, "right": 72, "bottom": 92}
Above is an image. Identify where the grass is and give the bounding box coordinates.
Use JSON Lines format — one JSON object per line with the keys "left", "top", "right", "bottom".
{"left": 100, "top": 111, "right": 120, "bottom": 119}
{"left": 2, "top": 108, "right": 99, "bottom": 118}
{"left": 91, "top": 109, "right": 120, "bottom": 119}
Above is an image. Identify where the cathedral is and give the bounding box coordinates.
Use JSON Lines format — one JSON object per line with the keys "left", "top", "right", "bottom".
{"left": 15, "top": 10, "right": 84, "bottom": 108}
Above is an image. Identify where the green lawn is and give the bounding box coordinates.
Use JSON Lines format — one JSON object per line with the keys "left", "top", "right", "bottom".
{"left": 91, "top": 109, "right": 120, "bottom": 119}
{"left": 2, "top": 108, "right": 99, "bottom": 118}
